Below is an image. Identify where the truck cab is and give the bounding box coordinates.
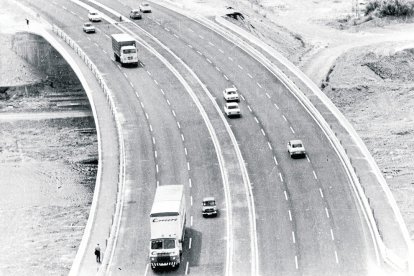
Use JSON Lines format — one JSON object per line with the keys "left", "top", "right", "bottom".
{"left": 119, "top": 46, "right": 138, "bottom": 66}
{"left": 202, "top": 197, "right": 217, "bottom": 217}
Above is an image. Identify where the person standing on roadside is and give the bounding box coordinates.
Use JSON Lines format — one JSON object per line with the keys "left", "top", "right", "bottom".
{"left": 25, "top": 18, "right": 29, "bottom": 26}
{"left": 95, "top": 244, "right": 101, "bottom": 263}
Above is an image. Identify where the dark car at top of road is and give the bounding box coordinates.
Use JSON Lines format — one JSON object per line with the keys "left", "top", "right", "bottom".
{"left": 129, "top": 9, "right": 142, "bottom": 20}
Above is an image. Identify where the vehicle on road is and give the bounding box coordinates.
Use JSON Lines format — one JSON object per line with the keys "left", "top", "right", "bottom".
{"left": 223, "top": 87, "right": 240, "bottom": 102}
{"left": 139, "top": 2, "right": 152, "bottom": 13}
{"left": 150, "top": 185, "right": 186, "bottom": 269}
{"left": 287, "top": 139, "right": 306, "bottom": 158}
{"left": 129, "top": 9, "right": 142, "bottom": 20}
{"left": 88, "top": 10, "right": 101, "bottom": 22}
{"left": 82, "top": 22, "right": 95, "bottom": 33}
{"left": 111, "top": 33, "right": 139, "bottom": 66}
{"left": 224, "top": 102, "right": 241, "bottom": 117}
{"left": 202, "top": 197, "right": 217, "bottom": 217}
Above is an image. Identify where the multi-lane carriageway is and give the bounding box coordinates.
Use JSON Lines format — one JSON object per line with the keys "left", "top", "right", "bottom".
{"left": 20, "top": 0, "right": 384, "bottom": 275}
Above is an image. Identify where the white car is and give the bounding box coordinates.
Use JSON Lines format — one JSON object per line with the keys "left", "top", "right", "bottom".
{"left": 224, "top": 102, "right": 241, "bottom": 117}
{"left": 223, "top": 87, "right": 240, "bottom": 102}
{"left": 88, "top": 10, "right": 101, "bottom": 22}
{"left": 139, "top": 2, "right": 152, "bottom": 13}
{"left": 82, "top": 22, "right": 95, "bottom": 33}
{"left": 287, "top": 140, "right": 306, "bottom": 158}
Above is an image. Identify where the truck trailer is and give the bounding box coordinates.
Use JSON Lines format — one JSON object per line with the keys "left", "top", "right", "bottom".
{"left": 111, "top": 33, "right": 138, "bottom": 66}
{"left": 149, "top": 185, "right": 186, "bottom": 269}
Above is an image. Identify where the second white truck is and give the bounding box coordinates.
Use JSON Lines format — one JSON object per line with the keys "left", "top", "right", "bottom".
{"left": 149, "top": 185, "right": 186, "bottom": 269}
{"left": 111, "top": 33, "right": 138, "bottom": 66}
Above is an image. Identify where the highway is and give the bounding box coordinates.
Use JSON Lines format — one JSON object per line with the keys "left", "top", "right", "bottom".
{"left": 19, "top": 0, "right": 381, "bottom": 275}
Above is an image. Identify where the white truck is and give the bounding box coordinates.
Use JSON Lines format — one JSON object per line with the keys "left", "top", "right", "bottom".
{"left": 111, "top": 33, "right": 138, "bottom": 66}
{"left": 149, "top": 185, "right": 186, "bottom": 269}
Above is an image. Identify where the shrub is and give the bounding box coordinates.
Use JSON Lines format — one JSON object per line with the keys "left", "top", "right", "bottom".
{"left": 365, "top": 0, "right": 414, "bottom": 17}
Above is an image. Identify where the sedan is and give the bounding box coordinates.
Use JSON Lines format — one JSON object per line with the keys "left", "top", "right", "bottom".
{"left": 83, "top": 22, "right": 95, "bottom": 33}
{"left": 224, "top": 102, "right": 241, "bottom": 117}
{"left": 129, "top": 9, "right": 142, "bottom": 19}
{"left": 223, "top": 87, "right": 240, "bottom": 102}
{"left": 287, "top": 140, "right": 306, "bottom": 158}
{"left": 139, "top": 2, "right": 152, "bottom": 13}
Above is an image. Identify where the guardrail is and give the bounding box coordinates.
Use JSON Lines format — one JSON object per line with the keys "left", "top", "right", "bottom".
{"left": 50, "top": 25, "right": 126, "bottom": 275}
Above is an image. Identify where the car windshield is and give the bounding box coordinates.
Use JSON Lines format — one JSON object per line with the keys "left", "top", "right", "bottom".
{"left": 151, "top": 239, "right": 175, "bottom": 249}
{"left": 123, "top": 49, "right": 136, "bottom": 54}
{"left": 228, "top": 105, "right": 237, "bottom": 109}
{"left": 143, "top": 3, "right": 149, "bottom": 6}
{"left": 151, "top": 240, "right": 163, "bottom": 249}
{"left": 203, "top": 201, "right": 215, "bottom": 206}
{"left": 90, "top": 12, "right": 97, "bottom": 15}
{"left": 85, "top": 23, "right": 91, "bottom": 27}
{"left": 164, "top": 239, "right": 175, "bottom": 249}
{"left": 227, "top": 91, "right": 236, "bottom": 95}
{"left": 292, "top": 144, "right": 302, "bottom": 148}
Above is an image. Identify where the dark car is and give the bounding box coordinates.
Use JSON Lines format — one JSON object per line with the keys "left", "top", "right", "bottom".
{"left": 129, "top": 9, "right": 142, "bottom": 20}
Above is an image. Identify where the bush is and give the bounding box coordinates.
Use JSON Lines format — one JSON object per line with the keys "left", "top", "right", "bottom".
{"left": 365, "top": 0, "right": 414, "bottom": 17}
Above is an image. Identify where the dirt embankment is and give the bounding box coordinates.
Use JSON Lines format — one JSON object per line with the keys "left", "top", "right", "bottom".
{"left": 0, "top": 32, "right": 97, "bottom": 275}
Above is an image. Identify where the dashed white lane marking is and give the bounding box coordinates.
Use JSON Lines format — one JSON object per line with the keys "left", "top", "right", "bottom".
{"left": 247, "top": 105, "right": 252, "bottom": 112}
{"left": 181, "top": 134, "right": 185, "bottom": 141}
{"left": 284, "top": 190, "right": 288, "bottom": 200}
{"left": 199, "top": 35, "right": 204, "bottom": 39}
{"left": 282, "top": 115, "right": 287, "bottom": 121}
{"left": 189, "top": 237, "right": 192, "bottom": 249}
{"left": 177, "top": 121, "right": 181, "bottom": 129}
{"left": 140, "top": 102, "right": 145, "bottom": 108}
{"left": 150, "top": 125, "right": 153, "bottom": 133}
{"left": 292, "top": 231, "right": 296, "bottom": 244}
{"left": 156, "top": 164, "right": 159, "bottom": 173}
{"left": 288, "top": 210, "right": 292, "bottom": 221}
{"left": 189, "top": 178, "right": 192, "bottom": 188}
{"left": 274, "top": 103, "right": 279, "bottom": 110}
{"left": 105, "top": 34, "right": 110, "bottom": 39}
{"left": 62, "top": 5, "right": 67, "bottom": 10}
{"left": 188, "top": 44, "right": 193, "bottom": 48}
{"left": 154, "top": 79, "right": 158, "bottom": 85}
{"left": 290, "top": 126, "right": 295, "bottom": 134}
{"left": 144, "top": 263, "right": 149, "bottom": 276}
{"left": 196, "top": 50, "right": 202, "bottom": 55}
{"left": 164, "top": 27, "right": 170, "bottom": 32}
{"left": 238, "top": 64, "right": 243, "bottom": 70}
{"left": 190, "top": 196, "right": 193, "bottom": 206}
{"left": 306, "top": 155, "right": 311, "bottom": 162}
{"left": 240, "top": 94, "right": 245, "bottom": 101}
{"left": 130, "top": 82, "right": 134, "bottom": 88}
{"left": 102, "top": 49, "right": 107, "bottom": 54}
{"left": 156, "top": 180, "right": 159, "bottom": 187}
{"left": 117, "top": 64, "right": 121, "bottom": 70}
{"left": 247, "top": 73, "right": 253, "bottom": 78}
{"left": 52, "top": 1, "right": 57, "bottom": 4}
{"left": 313, "top": 171, "right": 318, "bottom": 179}
{"left": 152, "top": 137, "right": 155, "bottom": 145}
{"left": 156, "top": 21, "right": 161, "bottom": 25}
{"left": 185, "top": 261, "right": 189, "bottom": 275}
{"left": 325, "top": 207, "right": 330, "bottom": 218}
{"left": 295, "top": 256, "right": 299, "bottom": 269}
{"left": 224, "top": 74, "right": 229, "bottom": 80}
{"left": 190, "top": 215, "right": 193, "bottom": 226}
{"left": 184, "top": 147, "right": 187, "bottom": 155}
{"left": 218, "top": 48, "right": 224, "bottom": 53}
{"left": 206, "top": 58, "right": 212, "bottom": 64}
{"left": 154, "top": 150, "right": 157, "bottom": 159}
{"left": 261, "top": 129, "right": 266, "bottom": 136}
{"left": 174, "top": 34, "right": 179, "bottom": 38}
{"left": 147, "top": 70, "right": 152, "bottom": 76}
{"left": 254, "top": 117, "right": 259, "bottom": 124}
{"left": 94, "top": 42, "right": 99, "bottom": 47}
{"left": 319, "top": 188, "right": 324, "bottom": 198}
{"left": 267, "top": 142, "right": 272, "bottom": 150}
{"left": 334, "top": 251, "right": 339, "bottom": 263}
{"left": 71, "top": 11, "right": 77, "bottom": 15}
{"left": 330, "top": 229, "right": 335, "bottom": 241}
{"left": 172, "top": 110, "right": 176, "bottom": 117}
{"left": 166, "top": 99, "right": 171, "bottom": 106}
{"left": 145, "top": 113, "right": 149, "bottom": 120}
{"left": 266, "top": 93, "right": 271, "bottom": 98}
{"left": 188, "top": 28, "right": 194, "bottom": 32}
{"left": 187, "top": 162, "right": 190, "bottom": 171}
{"left": 228, "top": 56, "right": 233, "bottom": 61}
{"left": 215, "top": 66, "right": 221, "bottom": 72}
{"left": 280, "top": 173, "right": 284, "bottom": 183}
{"left": 273, "top": 156, "right": 278, "bottom": 165}
{"left": 257, "top": 82, "right": 262, "bottom": 88}
{"left": 208, "top": 41, "right": 215, "bottom": 46}
{"left": 87, "top": 37, "right": 91, "bottom": 41}
{"left": 123, "top": 72, "right": 128, "bottom": 78}
{"left": 160, "top": 88, "right": 165, "bottom": 95}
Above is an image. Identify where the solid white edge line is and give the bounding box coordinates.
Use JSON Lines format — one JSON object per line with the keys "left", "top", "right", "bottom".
{"left": 189, "top": 237, "right": 192, "bottom": 249}
{"left": 284, "top": 190, "right": 288, "bottom": 200}
{"left": 185, "top": 261, "right": 189, "bottom": 274}
{"left": 288, "top": 210, "right": 292, "bottom": 221}
{"left": 331, "top": 229, "right": 335, "bottom": 241}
